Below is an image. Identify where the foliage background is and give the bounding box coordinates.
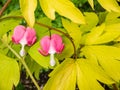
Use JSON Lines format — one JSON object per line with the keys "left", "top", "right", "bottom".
{"left": 1, "top": 0, "right": 120, "bottom": 90}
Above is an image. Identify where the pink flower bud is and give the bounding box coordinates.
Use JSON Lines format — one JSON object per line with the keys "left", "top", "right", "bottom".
{"left": 38, "top": 34, "right": 64, "bottom": 66}
{"left": 12, "top": 25, "right": 37, "bottom": 56}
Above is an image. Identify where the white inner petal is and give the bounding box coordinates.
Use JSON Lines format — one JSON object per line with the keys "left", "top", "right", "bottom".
{"left": 48, "top": 42, "right": 56, "bottom": 66}
{"left": 48, "top": 42, "right": 56, "bottom": 54}
{"left": 19, "top": 35, "right": 27, "bottom": 57}
{"left": 19, "top": 34, "right": 27, "bottom": 45}
{"left": 50, "top": 53, "right": 56, "bottom": 66}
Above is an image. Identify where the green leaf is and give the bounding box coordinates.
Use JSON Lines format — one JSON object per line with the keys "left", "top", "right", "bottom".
{"left": 82, "top": 45, "right": 120, "bottom": 82}
{"left": 15, "top": 82, "right": 25, "bottom": 90}
{"left": 62, "top": 18, "right": 81, "bottom": 48}
{"left": 34, "top": 17, "right": 52, "bottom": 40}
{"left": 20, "top": 0, "right": 37, "bottom": 27}
{"left": 39, "top": 0, "right": 86, "bottom": 24}
{"left": 0, "top": 53, "right": 20, "bottom": 90}
{"left": 28, "top": 42, "right": 50, "bottom": 68}
{"left": 98, "top": 12, "right": 108, "bottom": 24}
{"left": 98, "top": 0, "right": 120, "bottom": 12}
{"left": 0, "top": 18, "right": 21, "bottom": 37}
{"left": 80, "top": 12, "right": 99, "bottom": 32}
{"left": 1, "top": 10, "right": 21, "bottom": 18}
{"left": 76, "top": 59, "right": 114, "bottom": 90}
{"left": 44, "top": 58, "right": 76, "bottom": 90}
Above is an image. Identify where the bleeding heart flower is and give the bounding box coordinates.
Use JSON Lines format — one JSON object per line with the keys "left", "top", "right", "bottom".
{"left": 12, "top": 25, "right": 37, "bottom": 56}
{"left": 38, "top": 34, "right": 64, "bottom": 66}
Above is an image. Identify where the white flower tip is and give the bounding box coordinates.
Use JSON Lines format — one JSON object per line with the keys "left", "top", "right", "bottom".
{"left": 19, "top": 44, "right": 26, "bottom": 57}
{"left": 50, "top": 59, "right": 56, "bottom": 66}
{"left": 19, "top": 49, "right": 26, "bottom": 57}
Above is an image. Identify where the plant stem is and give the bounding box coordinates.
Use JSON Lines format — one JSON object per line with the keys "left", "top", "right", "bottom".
{"left": 4, "top": 43, "right": 40, "bottom": 90}
{"left": 8, "top": 45, "right": 40, "bottom": 90}
{"left": 0, "top": 0, "right": 12, "bottom": 16}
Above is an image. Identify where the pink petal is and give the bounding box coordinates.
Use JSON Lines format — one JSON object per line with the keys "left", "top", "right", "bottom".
{"left": 25, "top": 27, "right": 37, "bottom": 46}
{"left": 12, "top": 25, "right": 25, "bottom": 44}
{"left": 40, "top": 36, "right": 50, "bottom": 54}
{"left": 38, "top": 48, "right": 49, "bottom": 56}
{"left": 56, "top": 44, "right": 64, "bottom": 54}
{"left": 51, "top": 34, "right": 64, "bottom": 53}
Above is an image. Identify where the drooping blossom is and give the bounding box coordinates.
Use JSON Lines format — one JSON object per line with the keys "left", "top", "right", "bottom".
{"left": 12, "top": 25, "right": 37, "bottom": 56}
{"left": 38, "top": 34, "right": 64, "bottom": 66}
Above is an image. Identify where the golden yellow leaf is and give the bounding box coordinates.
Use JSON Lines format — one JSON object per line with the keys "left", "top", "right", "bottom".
{"left": 85, "top": 23, "right": 105, "bottom": 45}
{"left": 98, "top": 0, "right": 120, "bottom": 12}
{"left": 88, "top": 0, "right": 94, "bottom": 9}
{"left": 80, "top": 12, "right": 99, "bottom": 32}
{"left": 44, "top": 58, "right": 76, "bottom": 90}
{"left": 39, "top": 0, "right": 86, "bottom": 24}
{"left": 82, "top": 45, "right": 120, "bottom": 82}
{"left": 76, "top": 59, "right": 114, "bottom": 90}
{"left": 19, "top": 0, "right": 37, "bottom": 27}
{"left": 84, "top": 23, "right": 120, "bottom": 45}
{"left": 62, "top": 18, "right": 81, "bottom": 48}
{"left": 39, "top": 0, "right": 55, "bottom": 19}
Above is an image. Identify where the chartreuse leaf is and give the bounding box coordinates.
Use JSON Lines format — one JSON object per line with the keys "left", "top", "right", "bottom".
{"left": 76, "top": 59, "right": 114, "bottom": 90}
{"left": 1, "top": 10, "right": 21, "bottom": 18}
{"left": 0, "top": 53, "right": 20, "bottom": 90}
{"left": 28, "top": 42, "right": 50, "bottom": 68}
{"left": 82, "top": 45, "right": 120, "bottom": 82}
{"left": 19, "top": 0, "right": 37, "bottom": 27}
{"left": 0, "top": 10, "right": 22, "bottom": 37}
{"left": 88, "top": 0, "right": 94, "bottom": 9}
{"left": 80, "top": 12, "right": 99, "bottom": 32}
{"left": 39, "top": 0, "right": 86, "bottom": 24}
{"left": 62, "top": 18, "right": 81, "bottom": 48}
{"left": 0, "top": 18, "right": 21, "bottom": 37}
{"left": 25, "top": 57, "right": 42, "bottom": 79}
{"left": 98, "top": 0, "right": 120, "bottom": 12}
{"left": 85, "top": 23, "right": 120, "bottom": 45}
{"left": 34, "top": 17, "right": 52, "bottom": 39}
{"left": 105, "top": 12, "right": 120, "bottom": 24}
{"left": 0, "top": 34, "right": 11, "bottom": 55}
{"left": 44, "top": 58, "right": 76, "bottom": 90}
